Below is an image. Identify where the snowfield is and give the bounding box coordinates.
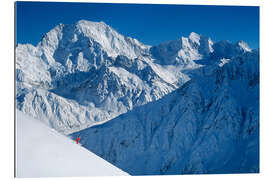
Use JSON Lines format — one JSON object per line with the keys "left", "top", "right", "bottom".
{"left": 16, "top": 110, "right": 128, "bottom": 177}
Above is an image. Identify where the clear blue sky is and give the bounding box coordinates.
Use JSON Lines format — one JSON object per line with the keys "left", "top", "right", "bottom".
{"left": 15, "top": 2, "right": 259, "bottom": 49}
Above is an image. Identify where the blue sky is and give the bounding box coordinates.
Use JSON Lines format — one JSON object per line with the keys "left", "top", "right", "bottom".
{"left": 16, "top": 2, "right": 259, "bottom": 48}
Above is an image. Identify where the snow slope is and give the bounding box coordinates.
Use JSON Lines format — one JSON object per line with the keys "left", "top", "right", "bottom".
{"left": 16, "top": 110, "right": 128, "bottom": 177}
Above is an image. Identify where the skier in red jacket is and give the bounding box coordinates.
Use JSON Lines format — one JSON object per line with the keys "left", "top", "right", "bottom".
{"left": 75, "top": 137, "right": 80, "bottom": 144}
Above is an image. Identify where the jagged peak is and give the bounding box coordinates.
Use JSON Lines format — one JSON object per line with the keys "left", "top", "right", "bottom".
{"left": 188, "top": 32, "right": 212, "bottom": 44}
{"left": 237, "top": 40, "right": 251, "bottom": 52}
{"left": 189, "top": 32, "right": 201, "bottom": 44}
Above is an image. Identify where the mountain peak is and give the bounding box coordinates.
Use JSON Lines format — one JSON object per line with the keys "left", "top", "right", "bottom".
{"left": 189, "top": 32, "right": 201, "bottom": 44}
{"left": 75, "top": 20, "right": 114, "bottom": 38}
{"left": 76, "top": 20, "right": 109, "bottom": 29}
{"left": 237, "top": 40, "right": 251, "bottom": 52}
{"left": 188, "top": 32, "right": 213, "bottom": 54}
{"left": 211, "top": 40, "right": 252, "bottom": 59}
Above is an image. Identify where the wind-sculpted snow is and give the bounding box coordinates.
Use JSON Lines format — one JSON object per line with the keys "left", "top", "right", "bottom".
{"left": 71, "top": 50, "right": 259, "bottom": 175}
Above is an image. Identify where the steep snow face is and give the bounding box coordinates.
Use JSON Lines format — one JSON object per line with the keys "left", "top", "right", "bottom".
{"left": 75, "top": 20, "right": 149, "bottom": 59}
{"left": 16, "top": 89, "right": 116, "bottom": 134}
{"left": 16, "top": 110, "right": 129, "bottom": 177}
{"left": 71, "top": 50, "right": 259, "bottom": 175}
{"left": 150, "top": 32, "right": 213, "bottom": 67}
{"left": 16, "top": 44, "right": 52, "bottom": 89}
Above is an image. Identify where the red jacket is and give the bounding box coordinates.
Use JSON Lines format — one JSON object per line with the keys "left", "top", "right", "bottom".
{"left": 75, "top": 137, "right": 80, "bottom": 144}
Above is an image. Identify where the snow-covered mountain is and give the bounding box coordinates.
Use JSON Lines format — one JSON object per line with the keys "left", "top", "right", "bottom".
{"left": 16, "top": 20, "right": 211, "bottom": 134}
{"left": 16, "top": 19, "right": 259, "bottom": 175}
{"left": 150, "top": 32, "right": 213, "bottom": 66}
{"left": 71, "top": 49, "right": 259, "bottom": 175}
{"left": 16, "top": 110, "right": 129, "bottom": 177}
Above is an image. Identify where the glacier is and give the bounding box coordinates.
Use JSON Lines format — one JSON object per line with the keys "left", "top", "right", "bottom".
{"left": 16, "top": 20, "right": 259, "bottom": 175}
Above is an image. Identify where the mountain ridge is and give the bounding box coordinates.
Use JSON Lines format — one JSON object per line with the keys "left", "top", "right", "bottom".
{"left": 16, "top": 20, "right": 256, "bottom": 135}
{"left": 71, "top": 49, "right": 259, "bottom": 175}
